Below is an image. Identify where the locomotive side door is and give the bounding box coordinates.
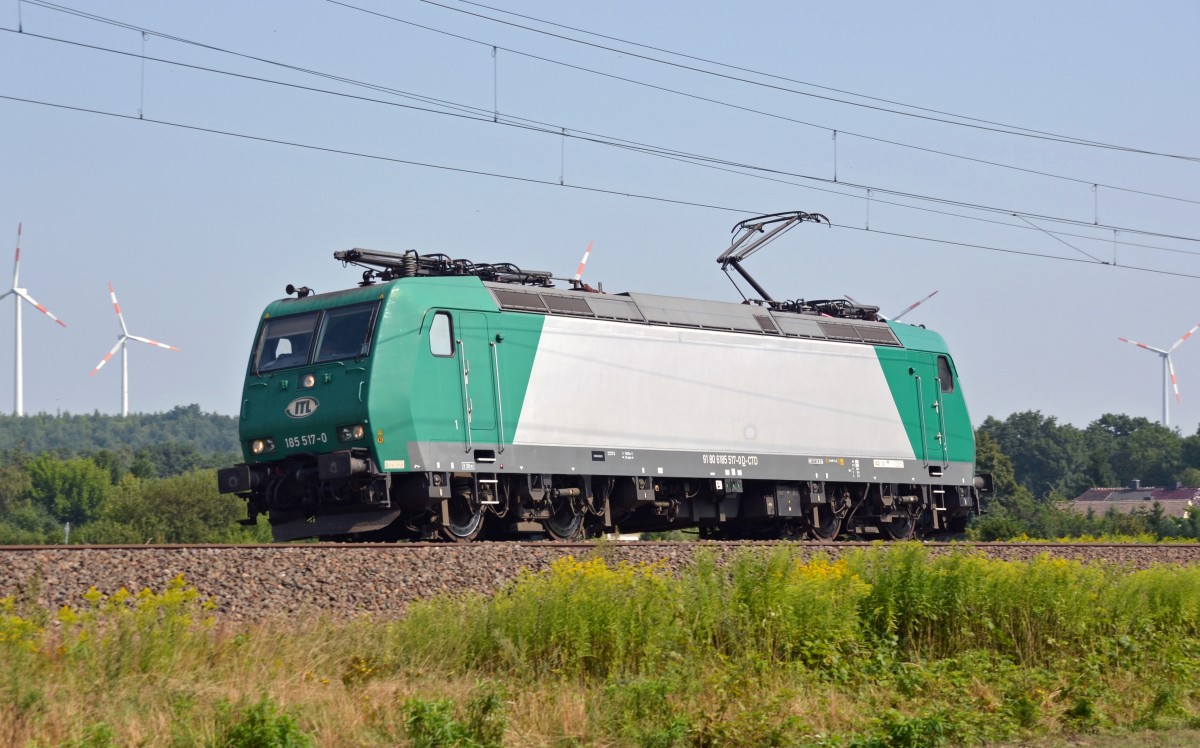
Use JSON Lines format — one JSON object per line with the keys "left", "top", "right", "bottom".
{"left": 456, "top": 312, "right": 499, "bottom": 453}
{"left": 907, "top": 351, "right": 948, "bottom": 471}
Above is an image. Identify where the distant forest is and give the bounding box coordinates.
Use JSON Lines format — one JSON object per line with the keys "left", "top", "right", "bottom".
{"left": 0, "top": 405, "right": 259, "bottom": 544}
{"left": 0, "top": 404, "right": 238, "bottom": 458}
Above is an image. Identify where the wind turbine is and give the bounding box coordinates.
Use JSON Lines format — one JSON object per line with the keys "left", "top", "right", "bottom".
{"left": 845, "top": 290, "right": 939, "bottom": 321}
{"left": 89, "top": 283, "right": 178, "bottom": 417}
{"left": 1, "top": 223, "right": 67, "bottom": 416}
{"left": 1118, "top": 323, "right": 1200, "bottom": 428}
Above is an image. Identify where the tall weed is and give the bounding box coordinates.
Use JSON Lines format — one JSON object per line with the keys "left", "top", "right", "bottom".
{"left": 5, "top": 548, "right": 1200, "bottom": 745}
{"left": 843, "top": 544, "right": 1195, "bottom": 663}
{"left": 682, "top": 550, "right": 869, "bottom": 669}
{"left": 53, "top": 574, "right": 218, "bottom": 685}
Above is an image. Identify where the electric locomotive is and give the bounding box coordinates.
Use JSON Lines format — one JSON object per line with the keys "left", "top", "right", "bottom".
{"left": 218, "top": 212, "right": 989, "bottom": 542}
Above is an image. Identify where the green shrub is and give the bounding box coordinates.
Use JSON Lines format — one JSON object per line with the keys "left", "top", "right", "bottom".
{"left": 402, "top": 686, "right": 506, "bottom": 748}
{"left": 849, "top": 709, "right": 958, "bottom": 748}
{"left": 211, "top": 696, "right": 313, "bottom": 748}
{"left": 596, "top": 677, "right": 691, "bottom": 748}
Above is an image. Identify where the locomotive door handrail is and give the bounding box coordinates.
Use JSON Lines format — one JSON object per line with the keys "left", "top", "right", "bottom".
{"left": 934, "top": 378, "right": 949, "bottom": 468}
{"left": 490, "top": 341, "right": 505, "bottom": 453}
{"left": 457, "top": 338, "right": 472, "bottom": 453}
{"left": 913, "top": 373, "right": 928, "bottom": 468}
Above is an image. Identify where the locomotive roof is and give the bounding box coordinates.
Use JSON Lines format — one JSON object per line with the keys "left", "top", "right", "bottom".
{"left": 483, "top": 281, "right": 930, "bottom": 350}
{"left": 273, "top": 246, "right": 951, "bottom": 354}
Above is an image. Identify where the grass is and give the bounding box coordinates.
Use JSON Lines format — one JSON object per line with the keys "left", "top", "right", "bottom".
{"left": 3, "top": 545, "right": 1200, "bottom": 746}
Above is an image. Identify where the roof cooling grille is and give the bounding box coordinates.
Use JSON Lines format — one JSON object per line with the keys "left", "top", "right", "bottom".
{"left": 754, "top": 315, "right": 780, "bottom": 334}
{"left": 491, "top": 289, "right": 547, "bottom": 312}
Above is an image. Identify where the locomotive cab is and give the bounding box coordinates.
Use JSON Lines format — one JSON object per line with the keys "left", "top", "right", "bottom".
{"left": 218, "top": 285, "right": 394, "bottom": 539}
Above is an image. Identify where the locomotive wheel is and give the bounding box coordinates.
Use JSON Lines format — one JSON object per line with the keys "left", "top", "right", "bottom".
{"left": 879, "top": 514, "right": 916, "bottom": 540}
{"left": 441, "top": 495, "right": 484, "bottom": 542}
{"left": 544, "top": 496, "right": 585, "bottom": 540}
{"left": 807, "top": 503, "right": 842, "bottom": 540}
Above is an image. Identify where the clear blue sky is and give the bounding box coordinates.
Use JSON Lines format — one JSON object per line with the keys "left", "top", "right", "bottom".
{"left": 2, "top": 0, "right": 1198, "bottom": 433}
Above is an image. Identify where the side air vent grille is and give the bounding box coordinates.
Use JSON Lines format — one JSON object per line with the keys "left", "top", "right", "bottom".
{"left": 491, "top": 288, "right": 547, "bottom": 312}
{"left": 754, "top": 315, "right": 780, "bottom": 334}
{"left": 816, "top": 322, "right": 862, "bottom": 342}
{"left": 542, "top": 294, "right": 595, "bottom": 316}
{"left": 854, "top": 325, "right": 900, "bottom": 345}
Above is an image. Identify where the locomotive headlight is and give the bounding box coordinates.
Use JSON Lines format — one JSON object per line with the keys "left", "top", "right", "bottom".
{"left": 337, "top": 423, "right": 366, "bottom": 442}
{"left": 250, "top": 437, "right": 276, "bottom": 455}
{"left": 299, "top": 373, "right": 316, "bottom": 389}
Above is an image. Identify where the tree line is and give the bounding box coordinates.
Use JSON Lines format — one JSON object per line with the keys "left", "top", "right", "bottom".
{"left": 0, "top": 404, "right": 239, "bottom": 456}
{"left": 973, "top": 411, "right": 1200, "bottom": 541}
{"left": 0, "top": 405, "right": 266, "bottom": 544}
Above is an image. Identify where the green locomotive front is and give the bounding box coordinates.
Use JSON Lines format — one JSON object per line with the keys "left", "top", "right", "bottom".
{"left": 218, "top": 269, "right": 512, "bottom": 541}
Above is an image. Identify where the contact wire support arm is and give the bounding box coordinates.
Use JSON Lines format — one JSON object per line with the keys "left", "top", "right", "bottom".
{"left": 716, "top": 211, "right": 828, "bottom": 303}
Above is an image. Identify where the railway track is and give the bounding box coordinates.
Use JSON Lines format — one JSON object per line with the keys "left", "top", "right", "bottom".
{"left": 3, "top": 540, "right": 1198, "bottom": 551}
{"left": 2, "top": 541, "right": 1197, "bottom": 622}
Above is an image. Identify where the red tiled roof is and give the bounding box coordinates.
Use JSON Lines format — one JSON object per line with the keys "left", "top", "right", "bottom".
{"left": 1069, "top": 486, "right": 1198, "bottom": 517}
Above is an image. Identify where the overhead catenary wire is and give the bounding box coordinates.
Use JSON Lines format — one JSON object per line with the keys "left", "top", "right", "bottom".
{"left": 18, "top": 1, "right": 1200, "bottom": 212}
{"left": 4, "top": 24, "right": 1198, "bottom": 253}
{"left": 3, "top": 92, "right": 1199, "bottom": 283}
{"left": 430, "top": 0, "right": 1194, "bottom": 162}
{"left": 1014, "top": 215, "right": 1102, "bottom": 263}
{"left": 0, "top": 94, "right": 756, "bottom": 214}
{"left": 23, "top": 0, "right": 1196, "bottom": 164}
{"left": 332, "top": 0, "right": 1200, "bottom": 163}
{"left": 323, "top": 0, "right": 1200, "bottom": 195}
{"left": 619, "top": 141, "right": 1200, "bottom": 259}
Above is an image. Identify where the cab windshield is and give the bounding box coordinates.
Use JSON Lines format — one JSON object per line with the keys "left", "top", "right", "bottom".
{"left": 255, "top": 312, "right": 318, "bottom": 373}
{"left": 253, "top": 302, "right": 379, "bottom": 374}
{"left": 314, "top": 304, "right": 378, "bottom": 363}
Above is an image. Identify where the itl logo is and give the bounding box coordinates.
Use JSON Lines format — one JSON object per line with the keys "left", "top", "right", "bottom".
{"left": 285, "top": 396, "right": 319, "bottom": 419}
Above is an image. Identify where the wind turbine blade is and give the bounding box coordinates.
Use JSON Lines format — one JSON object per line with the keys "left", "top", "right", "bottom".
{"left": 573, "top": 241, "right": 593, "bottom": 282}
{"left": 15, "top": 289, "right": 67, "bottom": 328}
{"left": 108, "top": 282, "right": 129, "bottom": 335}
{"left": 90, "top": 338, "right": 127, "bottom": 376}
{"left": 128, "top": 334, "right": 178, "bottom": 351}
{"left": 844, "top": 293, "right": 861, "bottom": 305}
{"left": 1169, "top": 356, "right": 1181, "bottom": 403}
{"left": 1168, "top": 323, "right": 1200, "bottom": 353}
{"left": 891, "top": 291, "right": 939, "bottom": 322}
{"left": 11, "top": 223, "right": 20, "bottom": 289}
{"left": 1118, "top": 337, "right": 1168, "bottom": 355}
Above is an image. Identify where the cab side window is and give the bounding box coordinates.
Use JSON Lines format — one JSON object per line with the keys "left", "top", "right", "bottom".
{"left": 937, "top": 355, "right": 955, "bottom": 393}
{"left": 430, "top": 312, "right": 454, "bottom": 357}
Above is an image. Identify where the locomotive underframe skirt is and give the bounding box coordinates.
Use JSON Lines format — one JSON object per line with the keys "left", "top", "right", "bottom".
{"left": 402, "top": 440, "right": 976, "bottom": 488}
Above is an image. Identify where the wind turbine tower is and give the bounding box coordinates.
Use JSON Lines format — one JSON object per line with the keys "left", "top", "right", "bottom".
{"left": 1118, "top": 323, "right": 1200, "bottom": 428}
{"left": 1, "top": 224, "right": 67, "bottom": 416}
{"left": 89, "top": 283, "right": 178, "bottom": 417}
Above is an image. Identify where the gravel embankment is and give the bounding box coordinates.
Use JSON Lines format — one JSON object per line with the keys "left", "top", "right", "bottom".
{"left": 1, "top": 542, "right": 1197, "bottom": 622}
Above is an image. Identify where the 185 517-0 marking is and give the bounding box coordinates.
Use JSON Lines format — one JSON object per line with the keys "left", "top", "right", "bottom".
{"left": 284, "top": 433, "right": 328, "bottom": 449}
